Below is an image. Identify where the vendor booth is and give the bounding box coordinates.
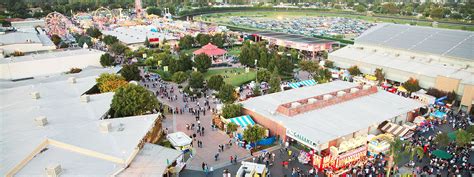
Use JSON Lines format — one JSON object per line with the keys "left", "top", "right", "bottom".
{"left": 229, "top": 115, "right": 256, "bottom": 129}
{"left": 236, "top": 161, "right": 267, "bottom": 177}
{"left": 368, "top": 134, "right": 393, "bottom": 156}
{"left": 166, "top": 132, "right": 193, "bottom": 151}
{"left": 288, "top": 79, "right": 317, "bottom": 89}
{"left": 379, "top": 121, "right": 413, "bottom": 138}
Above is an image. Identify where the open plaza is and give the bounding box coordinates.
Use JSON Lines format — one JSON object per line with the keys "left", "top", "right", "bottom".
{"left": 1, "top": 1, "right": 473, "bottom": 177}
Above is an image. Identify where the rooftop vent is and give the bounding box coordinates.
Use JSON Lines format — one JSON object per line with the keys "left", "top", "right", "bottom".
{"left": 291, "top": 102, "right": 301, "bottom": 108}
{"left": 362, "top": 85, "right": 371, "bottom": 90}
{"left": 308, "top": 98, "right": 318, "bottom": 104}
{"left": 350, "top": 88, "right": 359, "bottom": 93}
{"left": 372, "top": 49, "right": 377, "bottom": 52}
{"left": 323, "top": 94, "right": 333, "bottom": 100}
{"left": 35, "top": 116, "right": 48, "bottom": 127}
{"left": 68, "top": 77, "right": 76, "bottom": 84}
{"left": 80, "top": 95, "right": 90, "bottom": 103}
{"left": 100, "top": 122, "right": 112, "bottom": 133}
{"left": 45, "top": 164, "right": 62, "bottom": 177}
{"left": 395, "top": 53, "right": 400, "bottom": 57}
{"left": 337, "top": 91, "right": 346, "bottom": 97}
{"left": 31, "top": 92, "right": 40, "bottom": 99}
{"left": 410, "top": 56, "right": 415, "bottom": 59}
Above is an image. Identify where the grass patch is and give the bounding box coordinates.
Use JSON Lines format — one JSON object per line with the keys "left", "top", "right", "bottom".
{"left": 227, "top": 46, "right": 241, "bottom": 56}
{"left": 204, "top": 68, "right": 256, "bottom": 87}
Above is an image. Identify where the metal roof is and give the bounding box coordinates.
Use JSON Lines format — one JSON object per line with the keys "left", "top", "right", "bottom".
{"left": 255, "top": 31, "right": 334, "bottom": 45}
{"left": 356, "top": 23, "right": 474, "bottom": 60}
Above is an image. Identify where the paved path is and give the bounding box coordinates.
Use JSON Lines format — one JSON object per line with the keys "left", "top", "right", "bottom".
{"left": 140, "top": 70, "right": 249, "bottom": 171}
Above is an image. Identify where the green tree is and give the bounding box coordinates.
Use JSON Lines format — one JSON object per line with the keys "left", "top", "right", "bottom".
{"left": 434, "top": 132, "right": 449, "bottom": 147}
{"left": 299, "top": 60, "right": 319, "bottom": 74}
{"left": 77, "top": 35, "right": 92, "bottom": 48}
{"left": 243, "top": 125, "right": 266, "bottom": 147}
{"left": 102, "top": 35, "right": 119, "bottom": 45}
{"left": 314, "top": 68, "right": 331, "bottom": 83}
{"left": 374, "top": 68, "right": 385, "bottom": 85}
{"left": 222, "top": 103, "right": 243, "bottom": 119}
{"left": 430, "top": 7, "right": 444, "bottom": 18}
{"left": 207, "top": 75, "right": 225, "bottom": 90}
{"left": 227, "top": 122, "right": 238, "bottom": 133}
{"left": 467, "top": 125, "right": 474, "bottom": 134}
{"left": 111, "top": 84, "right": 159, "bottom": 117}
{"left": 51, "top": 34, "right": 62, "bottom": 46}
{"left": 386, "top": 139, "right": 409, "bottom": 176}
{"left": 402, "top": 78, "right": 421, "bottom": 93}
{"left": 178, "top": 53, "right": 193, "bottom": 72}
{"left": 257, "top": 69, "right": 271, "bottom": 83}
{"left": 218, "top": 84, "right": 237, "bottom": 104}
{"left": 409, "top": 145, "right": 424, "bottom": 161}
{"left": 100, "top": 53, "right": 114, "bottom": 67}
{"left": 455, "top": 129, "right": 472, "bottom": 147}
{"left": 146, "top": 6, "right": 162, "bottom": 15}
{"left": 252, "top": 85, "right": 261, "bottom": 96}
{"left": 196, "top": 33, "right": 211, "bottom": 46}
{"left": 172, "top": 71, "right": 188, "bottom": 84}
{"left": 120, "top": 64, "right": 141, "bottom": 81}
{"left": 144, "top": 57, "right": 159, "bottom": 67}
{"left": 348, "top": 65, "right": 361, "bottom": 76}
{"left": 211, "top": 33, "right": 225, "bottom": 48}
{"left": 86, "top": 27, "right": 102, "bottom": 38}
{"left": 355, "top": 5, "right": 366, "bottom": 13}
{"left": 144, "top": 36, "right": 150, "bottom": 48}
{"left": 96, "top": 73, "right": 127, "bottom": 93}
{"left": 179, "top": 35, "right": 194, "bottom": 50}
{"left": 194, "top": 53, "right": 212, "bottom": 73}
{"left": 324, "top": 60, "right": 334, "bottom": 68}
{"left": 110, "top": 42, "right": 128, "bottom": 55}
{"left": 189, "top": 71, "right": 204, "bottom": 89}
{"left": 268, "top": 68, "right": 281, "bottom": 93}
{"left": 239, "top": 45, "right": 252, "bottom": 66}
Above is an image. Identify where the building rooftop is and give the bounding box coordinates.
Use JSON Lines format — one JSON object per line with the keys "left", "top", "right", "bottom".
{"left": 0, "top": 70, "right": 159, "bottom": 176}
{"left": 241, "top": 81, "right": 423, "bottom": 147}
{"left": 0, "top": 31, "right": 54, "bottom": 46}
{"left": 102, "top": 26, "right": 179, "bottom": 45}
{"left": 118, "top": 143, "right": 182, "bottom": 176}
{"left": 330, "top": 45, "right": 474, "bottom": 85}
{"left": 356, "top": 23, "right": 474, "bottom": 60}
{"left": 0, "top": 48, "right": 105, "bottom": 80}
{"left": 255, "top": 31, "right": 334, "bottom": 45}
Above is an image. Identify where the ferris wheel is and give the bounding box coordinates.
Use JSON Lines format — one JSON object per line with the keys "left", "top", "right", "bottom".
{"left": 45, "top": 12, "right": 71, "bottom": 37}
{"left": 92, "top": 7, "right": 114, "bottom": 29}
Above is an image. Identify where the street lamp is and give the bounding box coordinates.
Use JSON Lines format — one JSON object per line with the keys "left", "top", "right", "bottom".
{"left": 254, "top": 59, "right": 258, "bottom": 83}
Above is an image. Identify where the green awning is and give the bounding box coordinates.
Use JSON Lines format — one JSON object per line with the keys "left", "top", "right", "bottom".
{"left": 432, "top": 150, "right": 453, "bottom": 159}
{"left": 448, "top": 132, "right": 456, "bottom": 141}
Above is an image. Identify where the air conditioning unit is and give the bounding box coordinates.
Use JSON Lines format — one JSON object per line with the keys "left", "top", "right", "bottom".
{"left": 68, "top": 77, "right": 76, "bottom": 84}
{"left": 100, "top": 121, "right": 112, "bottom": 133}
{"left": 308, "top": 98, "right": 318, "bottom": 104}
{"left": 35, "top": 116, "right": 48, "bottom": 127}
{"left": 362, "top": 85, "right": 371, "bottom": 90}
{"left": 350, "top": 88, "right": 359, "bottom": 93}
{"left": 45, "top": 164, "right": 62, "bottom": 177}
{"left": 31, "top": 92, "right": 40, "bottom": 99}
{"left": 80, "top": 95, "right": 90, "bottom": 103}
{"left": 291, "top": 102, "right": 301, "bottom": 108}
{"left": 337, "top": 91, "right": 346, "bottom": 97}
{"left": 323, "top": 94, "right": 333, "bottom": 100}
{"left": 395, "top": 53, "right": 400, "bottom": 57}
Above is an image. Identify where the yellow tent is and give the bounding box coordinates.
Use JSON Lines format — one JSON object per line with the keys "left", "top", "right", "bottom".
{"left": 365, "top": 74, "right": 377, "bottom": 81}
{"left": 398, "top": 86, "right": 408, "bottom": 92}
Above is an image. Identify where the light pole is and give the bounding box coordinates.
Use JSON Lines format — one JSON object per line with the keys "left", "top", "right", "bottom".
{"left": 254, "top": 59, "right": 258, "bottom": 83}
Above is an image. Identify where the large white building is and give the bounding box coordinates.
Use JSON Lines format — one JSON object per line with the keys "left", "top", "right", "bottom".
{"left": 102, "top": 25, "right": 179, "bottom": 49}
{"left": 0, "top": 31, "right": 56, "bottom": 55}
{"left": 0, "top": 68, "right": 181, "bottom": 177}
{"left": 0, "top": 48, "right": 104, "bottom": 80}
{"left": 329, "top": 23, "right": 474, "bottom": 112}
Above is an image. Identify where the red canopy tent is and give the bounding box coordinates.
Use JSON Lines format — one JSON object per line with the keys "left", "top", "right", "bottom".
{"left": 193, "top": 43, "right": 227, "bottom": 57}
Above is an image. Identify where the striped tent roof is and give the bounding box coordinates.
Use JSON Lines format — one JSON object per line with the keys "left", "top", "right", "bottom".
{"left": 229, "top": 115, "right": 255, "bottom": 129}
{"left": 288, "top": 79, "right": 317, "bottom": 89}
{"left": 380, "top": 122, "right": 412, "bottom": 138}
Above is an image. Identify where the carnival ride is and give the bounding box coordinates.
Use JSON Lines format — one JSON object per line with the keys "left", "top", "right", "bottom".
{"left": 92, "top": 7, "right": 115, "bottom": 29}
{"left": 45, "top": 12, "right": 72, "bottom": 37}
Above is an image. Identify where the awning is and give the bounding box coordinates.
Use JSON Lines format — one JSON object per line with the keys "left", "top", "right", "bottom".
{"left": 229, "top": 115, "right": 255, "bottom": 129}
{"left": 380, "top": 122, "right": 412, "bottom": 138}
{"left": 432, "top": 150, "right": 453, "bottom": 159}
{"left": 288, "top": 79, "right": 317, "bottom": 89}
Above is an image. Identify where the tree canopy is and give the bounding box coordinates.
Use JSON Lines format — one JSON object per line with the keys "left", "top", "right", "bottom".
{"left": 243, "top": 125, "right": 266, "bottom": 146}
{"left": 256, "top": 69, "right": 271, "bottom": 83}
{"left": 348, "top": 65, "right": 361, "bottom": 76}
{"left": 110, "top": 42, "right": 128, "bottom": 55}
{"left": 111, "top": 84, "right": 159, "bottom": 117}
{"left": 268, "top": 68, "right": 281, "bottom": 93}
{"left": 196, "top": 33, "right": 211, "bottom": 46}
{"left": 207, "top": 75, "right": 225, "bottom": 91}
{"left": 222, "top": 103, "right": 243, "bottom": 119}
{"left": 120, "top": 64, "right": 141, "bottom": 81}
{"left": 194, "top": 53, "right": 212, "bottom": 73}
{"left": 172, "top": 71, "right": 188, "bottom": 84}
{"left": 96, "top": 73, "right": 128, "bottom": 93}
{"left": 189, "top": 71, "right": 204, "bottom": 89}
{"left": 402, "top": 77, "right": 421, "bottom": 93}
{"left": 100, "top": 53, "right": 114, "bottom": 67}
{"left": 86, "top": 27, "right": 102, "bottom": 38}
{"left": 179, "top": 35, "right": 194, "bottom": 50}
{"left": 146, "top": 6, "right": 162, "bottom": 16}
{"left": 218, "top": 84, "right": 237, "bottom": 104}
{"left": 102, "top": 35, "right": 119, "bottom": 45}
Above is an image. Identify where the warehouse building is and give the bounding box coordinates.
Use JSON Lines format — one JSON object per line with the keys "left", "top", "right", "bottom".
{"left": 329, "top": 23, "right": 474, "bottom": 112}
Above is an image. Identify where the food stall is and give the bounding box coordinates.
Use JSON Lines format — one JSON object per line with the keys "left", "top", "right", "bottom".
{"left": 368, "top": 134, "right": 393, "bottom": 156}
